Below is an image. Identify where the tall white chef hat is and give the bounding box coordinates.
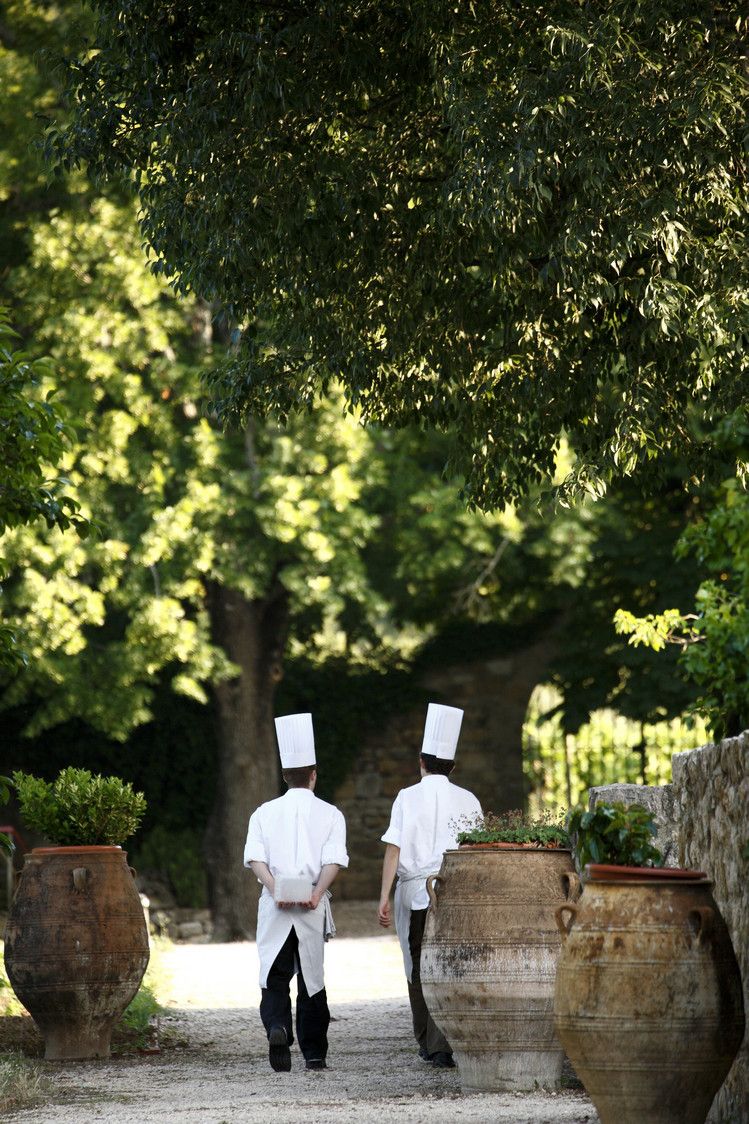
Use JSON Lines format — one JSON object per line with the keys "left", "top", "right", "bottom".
{"left": 421, "top": 702, "right": 464, "bottom": 760}
{"left": 275, "top": 712, "right": 316, "bottom": 769}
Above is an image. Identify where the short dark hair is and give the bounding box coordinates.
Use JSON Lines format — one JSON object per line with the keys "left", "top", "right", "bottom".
{"left": 420, "top": 753, "right": 455, "bottom": 777}
{"left": 282, "top": 764, "right": 316, "bottom": 788}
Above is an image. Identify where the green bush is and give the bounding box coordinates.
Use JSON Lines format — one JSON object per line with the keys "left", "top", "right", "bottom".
{"left": 568, "top": 801, "right": 662, "bottom": 869}
{"left": 457, "top": 808, "right": 569, "bottom": 847}
{"left": 13, "top": 767, "right": 146, "bottom": 846}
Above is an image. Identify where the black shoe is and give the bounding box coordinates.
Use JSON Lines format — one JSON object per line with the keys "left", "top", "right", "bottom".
{"left": 268, "top": 1026, "right": 291, "bottom": 1072}
{"left": 305, "top": 1058, "right": 327, "bottom": 1071}
{"left": 430, "top": 1051, "right": 456, "bottom": 1069}
{"left": 418, "top": 1047, "right": 430, "bottom": 1061}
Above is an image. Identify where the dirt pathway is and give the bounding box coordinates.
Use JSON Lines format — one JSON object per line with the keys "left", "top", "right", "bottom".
{"left": 9, "top": 907, "right": 599, "bottom": 1124}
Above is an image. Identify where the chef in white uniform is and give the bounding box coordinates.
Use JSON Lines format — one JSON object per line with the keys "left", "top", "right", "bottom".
{"left": 244, "top": 712, "right": 348, "bottom": 1072}
{"left": 378, "top": 703, "right": 482, "bottom": 1068}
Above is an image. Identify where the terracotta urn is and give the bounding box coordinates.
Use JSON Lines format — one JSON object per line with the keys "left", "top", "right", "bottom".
{"left": 420, "top": 845, "right": 580, "bottom": 1092}
{"left": 553, "top": 867, "right": 745, "bottom": 1124}
{"left": 4, "top": 846, "right": 150, "bottom": 1060}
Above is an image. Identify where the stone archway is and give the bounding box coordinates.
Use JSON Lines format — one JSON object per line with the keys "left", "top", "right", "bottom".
{"left": 333, "top": 632, "right": 556, "bottom": 899}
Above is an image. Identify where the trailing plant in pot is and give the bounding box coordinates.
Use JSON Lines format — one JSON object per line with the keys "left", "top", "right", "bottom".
{"left": 5, "top": 767, "right": 150, "bottom": 1061}
{"left": 554, "top": 799, "right": 745, "bottom": 1124}
{"left": 457, "top": 808, "right": 569, "bottom": 849}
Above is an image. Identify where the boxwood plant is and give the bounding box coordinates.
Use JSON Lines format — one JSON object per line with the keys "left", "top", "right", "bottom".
{"left": 14, "top": 767, "right": 146, "bottom": 847}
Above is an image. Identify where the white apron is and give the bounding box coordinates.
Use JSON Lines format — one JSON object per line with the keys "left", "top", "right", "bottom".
{"left": 257, "top": 888, "right": 335, "bottom": 997}
{"left": 394, "top": 867, "right": 438, "bottom": 983}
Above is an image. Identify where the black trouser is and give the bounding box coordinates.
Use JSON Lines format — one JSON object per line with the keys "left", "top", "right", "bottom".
{"left": 408, "top": 907, "right": 451, "bottom": 1056}
{"left": 259, "top": 927, "right": 330, "bottom": 1062}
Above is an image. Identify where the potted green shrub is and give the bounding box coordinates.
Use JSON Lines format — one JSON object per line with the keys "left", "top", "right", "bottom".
{"left": 554, "top": 800, "right": 744, "bottom": 1124}
{"left": 566, "top": 800, "right": 663, "bottom": 877}
{"left": 421, "top": 807, "right": 579, "bottom": 1093}
{"left": 12, "top": 768, "right": 146, "bottom": 847}
{"left": 4, "top": 768, "right": 150, "bottom": 1060}
{"left": 457, "top": 808, "right": 569, "bottom": 849}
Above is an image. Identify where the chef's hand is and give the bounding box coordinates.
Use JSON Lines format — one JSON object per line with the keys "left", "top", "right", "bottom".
{"left": 378, "top": 897, "right": 391, "bottom": 927}
{"left": 277, "top": 900, "right": 297, "bottom": 909}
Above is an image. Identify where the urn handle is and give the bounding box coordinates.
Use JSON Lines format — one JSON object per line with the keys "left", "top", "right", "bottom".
{"left": 555, "top": 903, "right": 578, "bottom": 940}
{"left": 688, "top": 905, "right": 714, "bottom": 944}
{"left": 562, "top": 871, "right": 581, "bottom": 901}
{"left": 72, "top": 867, "right": 88, "bottom": 893}
{"left": 426, "top": 875, "right": 443, "bottom": 910}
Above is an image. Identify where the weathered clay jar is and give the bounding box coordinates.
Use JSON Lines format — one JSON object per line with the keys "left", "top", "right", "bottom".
{"left": 421, "top": 846, "right": 580, "bottom": 1092}
{"left": 553, "top": 869, "right": 745, "bottom": 1124}
{"left": 4, "top": 846, "right": 150, "bottom": 1060}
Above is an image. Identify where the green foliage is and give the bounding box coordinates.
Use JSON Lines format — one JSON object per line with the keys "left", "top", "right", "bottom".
{"left": 523, "top": 684, "right": 709, "bottom": 814}
{"left": 615, "top": 458, "right": 749, "bottom": 736}
{"left": 132, "top": 825, "right": 207, "bottom": 909}
{"left": 115, "top": 934, "right": 167, "bottom": 1051}
{"left": 13, "top": 767, "right": 146, "bottom": 846}
{"left": 58, "top": 1, "right": 749, "bottom": 509}
{"left": 1, "top": 0, "right": 730, "bottom": 907}
{"left": 118, "top": 982, "right": 162, "bottom": 1044}
{"left": 568, "top": 801, "right": 662, "bottom": 869}
{"left": 0, "top": 309, "right": 88, "bottom": 669}
{"left": 457, "top": 809, "right": 569, "bottom": 848}
{"left": 0, "top": 310, "right": 84, "bottom": 539}
{"left": 1, "top": 684, "right": 218, "bottom": 862}
{"left": 0, "top": 775, "right": 12, "bottom": 857}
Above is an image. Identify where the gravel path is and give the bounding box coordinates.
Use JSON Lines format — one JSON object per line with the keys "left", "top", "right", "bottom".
{"left": 9, "top": 907, "right": 599, "bottom": 1124}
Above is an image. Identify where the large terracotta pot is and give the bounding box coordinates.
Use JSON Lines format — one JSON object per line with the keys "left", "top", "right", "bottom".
{"left": 4, "top": 846, "right": 150, "bottom": 1060}
{"left": 420, "top": 845, "right": 580, "bottom": 1092}
{"left": 553, "top": 868, "right": 745, "bottom": 1124}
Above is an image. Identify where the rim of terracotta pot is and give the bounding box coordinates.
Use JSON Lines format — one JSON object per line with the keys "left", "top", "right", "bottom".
{"left": 30, "top": 845, "right": 125, "bottom": 855}
{"left": 454, "top": 842, "right": 572, "bottom": 851}
{"left": 585, "top": 862, "right": 707, "bottom": 882}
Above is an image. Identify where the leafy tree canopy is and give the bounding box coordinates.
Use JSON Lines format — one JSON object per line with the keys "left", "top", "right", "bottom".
{"left": 0, "top": 309, "right": 87, "bottom": 667}
{"left": 615, "top": 414, "right": 749, "bottom": 738}
{"left": 57, "top": 0, "right": 749, "bottom": 508}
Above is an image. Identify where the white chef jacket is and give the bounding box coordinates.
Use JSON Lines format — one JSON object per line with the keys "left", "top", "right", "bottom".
{"left": 381, "top": 774, "right": 481, "bottom": 980}
{"left": 244, "top": 788, "right": 348, "bottom": 996}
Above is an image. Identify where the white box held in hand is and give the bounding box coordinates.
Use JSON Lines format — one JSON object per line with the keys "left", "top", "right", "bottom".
{"left": 274, "top": 877, "right": 314, "bottom": 903}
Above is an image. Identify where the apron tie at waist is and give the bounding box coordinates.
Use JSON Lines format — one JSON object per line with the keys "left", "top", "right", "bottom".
{"left": 394, "top": 867, "right": 440, "bottom": 983}
{"left": 398, "top": 867, "right": 438, "bottom": 885}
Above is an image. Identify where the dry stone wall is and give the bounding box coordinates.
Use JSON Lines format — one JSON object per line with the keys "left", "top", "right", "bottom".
{"left": 587, "top": 781, "right": 678, "bottom": 866}
{"left": 672, "top": 734, "right": 748, "bottom": 1124}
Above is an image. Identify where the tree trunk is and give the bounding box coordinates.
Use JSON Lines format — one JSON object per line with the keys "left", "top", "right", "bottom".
{"left": 205, "top": 579, "right": 288, "bottom": 940}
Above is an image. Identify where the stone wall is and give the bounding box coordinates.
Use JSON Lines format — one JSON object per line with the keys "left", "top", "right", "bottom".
{"left": 587, "top": 781, "right": 678, "bottom": 866}
{"left": 672, "top": 734, "right": 748, "bottom": 1124}
{"left": 331, "top": 637, "right": 553, "bottom": 899}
